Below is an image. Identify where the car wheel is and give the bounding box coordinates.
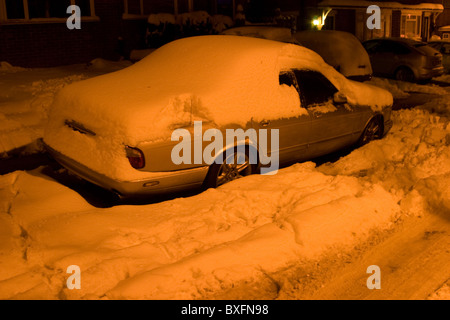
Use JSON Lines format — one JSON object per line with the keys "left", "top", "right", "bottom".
{"left": 395, "top": 67, "right": 415, "bottom": 82}
{"left": 203, "top": 146, "right": 257, "bottom": 189}
{"left": 358, "top": 117, "right": 383, "bottom": 146}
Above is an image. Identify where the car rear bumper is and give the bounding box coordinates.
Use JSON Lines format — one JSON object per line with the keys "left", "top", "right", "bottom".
{"left": 44, "top": 143, "right": 209, "bottom": 198}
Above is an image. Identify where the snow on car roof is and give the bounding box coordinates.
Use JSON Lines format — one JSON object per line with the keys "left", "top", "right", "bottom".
{"left": 48, "top": 35, "right": 391, "bottom": 144}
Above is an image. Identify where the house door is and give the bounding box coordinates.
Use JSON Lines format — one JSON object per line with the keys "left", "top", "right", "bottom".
{"left": 422, "top": 16, "right": 429, "bottom": 42}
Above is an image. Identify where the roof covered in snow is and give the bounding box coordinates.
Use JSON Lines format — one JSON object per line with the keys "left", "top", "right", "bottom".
{"left": 319, "top": 0, "right": 444, "bottom": 11}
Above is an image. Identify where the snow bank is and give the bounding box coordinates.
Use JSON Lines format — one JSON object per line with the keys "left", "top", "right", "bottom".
{"left": 418, "top": 94, "right": 450, "bottom": 115}
{"left": 85, "top": 58, "right": 132, "bottom": 72}
{"left": 0, "top": 161, "right": 400, "bottom": 299}
{"left": 2, "top": 100, "right": 449, "bottom": 299}
{"left": 367, "top": 77, "right": 410, "bottom": 98}
{"left": 319, "top": 108, "right": 450, "bottom": 216}
{"left": 148, "top": 13, "right": 176, "bottom": 25}
{"left": 0, "top": 75, "right": 86, "bottom": 156}
{"left": 0, "top": 61, "right": 27, "bottom": 73}
{"left": 368, "top": 77, "right": 447, "bottom": 98}
{"left": 0, "top": 60, "right": 132, "bottom": 157}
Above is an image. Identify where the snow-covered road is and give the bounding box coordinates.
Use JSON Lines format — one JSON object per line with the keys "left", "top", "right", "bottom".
{"left": 0, "top": 63, "right": 449, "bottom": 300}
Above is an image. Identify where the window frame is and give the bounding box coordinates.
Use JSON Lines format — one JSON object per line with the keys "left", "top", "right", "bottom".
{"left": 292, "top": 69, "right": 339, "bottom": 107}
{"left": 122, "top": 0, "right": 192, "bottom": 19}
{"left": 400, "top": 11, "right": 422, "bottom": 39}
{"left": 0, "top": 0, "right": 98, "bottom": 24}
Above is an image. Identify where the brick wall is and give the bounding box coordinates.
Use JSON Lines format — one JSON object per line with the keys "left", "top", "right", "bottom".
{"left": 0, "top": 0, "right": 130, "bottom": 67}
{"left": 335, "top": 9, "right": 356, "bottom": 34}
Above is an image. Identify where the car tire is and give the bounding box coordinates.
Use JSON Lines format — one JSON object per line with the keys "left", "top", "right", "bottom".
{"left": 357, "top": 117, "right": 383, "bottom": 146}
{"left": 395, "top": 67, "right": 415, "bottom": 82}
{"left": 202, "top": 146, "right": 258, "bottom": 189}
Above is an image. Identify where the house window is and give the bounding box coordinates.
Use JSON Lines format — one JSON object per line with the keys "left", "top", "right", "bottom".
{"left": 28, "top": 0, "right": 71, "bottom": 19}
{"left": 126, "top": 0, "right": 142, "bottom": 15}
{"left": 0, "top": 0, "right": 96, "bottom": 21}
{"left": 5, "top": 0, "right": 25, "bottom": 19}
{"left": 177, "top": 0, "right": 190, "bottom": 14}
{"left": 123, "top": 0, "right": 217, "bottom": 17}
{"left": 124, "top": 0, "right": 177, "bottom": 17}
{"left": 143, "top": 0, "right": 174, "bottom": 14}
{"left": 194, "top": 0, "right": 213, "bottom": 12}
{"left": 217, "top": 0, "right": 232, "bottom": 16}
{"left": 401, "top": 13, "right": 421, "bottom": 39}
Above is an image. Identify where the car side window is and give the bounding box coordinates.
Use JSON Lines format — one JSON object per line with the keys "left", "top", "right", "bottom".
{"left": 363, "top": 41, "right": 380, "bottom": 54}
{"left": 442, "top": 44, "right": 450, "bottom": 54}
{"left": 371, "top": 41, "right": 409, "bottom": 54}
{"left": 279, "top": 70, "right": 304, "bottom": 107}
{"left": 279, "top": 71, "right": 299, "bottom": 90}
{"left": 293, "top": 69, "right": 338, "bottom": 107}
{"left": 391, "top": 43, "right": 410, "bottom": 54}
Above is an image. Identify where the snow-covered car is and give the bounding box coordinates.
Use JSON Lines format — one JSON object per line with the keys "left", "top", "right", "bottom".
{"left": 293, "top": 30, "right": 373, "bottom": 81}
{"left": 221, "top": 26, "right": 296, "bottom": 43}
{"left": 427, "top": 40, "right": 450, "bottom": 73}
{"left": 221, "top": 27, "right": 372, "bottom": 82}
{"left": 362, "top": 37, "right": 444, "bottom": 82}
{"left": 44, "top": 36, "right": 393, "bottom": 198}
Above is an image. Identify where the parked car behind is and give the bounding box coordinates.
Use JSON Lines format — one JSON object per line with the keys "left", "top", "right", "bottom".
{"left": 221, "top": 25, "right": 295, "bottom": 43}
{"left": 427, "top": 40, "right": 450, "bottom": 73}
{"left": 293, "top": 30, "right": 373, "bottom": 81}
{"left": 44, "top": 36, "right": 393, "bottom": 198}
{"left": 222, "top": 27, "right": 372, "bottom": 81}
{"left": 362, "top": 37, "right": 444, "bottom": 82}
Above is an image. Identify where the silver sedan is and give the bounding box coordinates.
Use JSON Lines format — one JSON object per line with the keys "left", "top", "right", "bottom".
{"left": 44, "top": 36, "right": 393, "bottom": 198}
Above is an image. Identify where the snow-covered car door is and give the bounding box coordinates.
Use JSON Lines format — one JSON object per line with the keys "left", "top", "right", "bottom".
{"left": 293, "top": 69, "right": 359, "bottom": 158}
{"left": 251, "top": 70, "right": 312, "bottom": 166}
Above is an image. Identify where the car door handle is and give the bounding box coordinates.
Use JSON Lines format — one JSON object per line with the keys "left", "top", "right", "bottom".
{"left": 260, "top": 120, "right": 270, "bottom": 127}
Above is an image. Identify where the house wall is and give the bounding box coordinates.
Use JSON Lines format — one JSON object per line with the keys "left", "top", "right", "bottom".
{"left": 436, "top": 0, "right": 450, "bottom": 28}
{"left": 0, "top": 0, "right": 127, "bottom": 68}
{"left": 334, "top": 9, "right": 355, "bottom": 34}
{"left": 392, "top": 10, "right": 402, "bottom": 37}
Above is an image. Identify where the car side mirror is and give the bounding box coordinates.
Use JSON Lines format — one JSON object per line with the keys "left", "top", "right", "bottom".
{"left": 333, "top": 92, "right": 348, "bottom": 104}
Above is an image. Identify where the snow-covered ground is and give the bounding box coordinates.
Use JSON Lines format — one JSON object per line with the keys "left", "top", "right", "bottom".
{"left": 0, "top": 63, "right": 449, "bottom": 299}
{"left": 0, "top": 59, "right": 131, "bottom": 157}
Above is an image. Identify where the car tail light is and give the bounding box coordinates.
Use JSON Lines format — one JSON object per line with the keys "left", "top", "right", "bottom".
{"left": 125, "top": 146, "right": 145, "bottom": 169}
